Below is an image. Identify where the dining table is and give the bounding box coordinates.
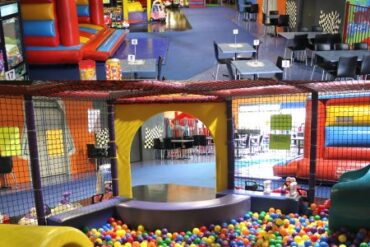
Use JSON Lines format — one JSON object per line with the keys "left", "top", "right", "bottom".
{"left": 217, "top": 42, "right": 256, "bottom": 60}
{"left": 120, "top": 58, "right": 157, "bottom": 79}
{"left": 231, "top": 59, "right": 283, "bottom": 79}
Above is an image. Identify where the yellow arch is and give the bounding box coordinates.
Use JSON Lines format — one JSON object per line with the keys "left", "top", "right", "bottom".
{"left": 115, "top": 102, "right": 228, "bottom": 198}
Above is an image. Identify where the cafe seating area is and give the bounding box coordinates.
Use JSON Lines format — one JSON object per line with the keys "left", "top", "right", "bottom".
{"left": 153, "top": 135, "right": 214, "bottom": 160}
{"left": 212, "top": 0, "right": 370, "bottom": 82}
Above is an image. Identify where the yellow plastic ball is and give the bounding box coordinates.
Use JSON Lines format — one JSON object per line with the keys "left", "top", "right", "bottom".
{"left": 193, "top": 227, "right": 200, "bottom": 235}
{"left": 338, "top": 234, "right": 347, "bottom": 243}
{"left": 155, "top": 229, "right": 162, "bottom": 236}
{"left": 114, "top": 242, "right": 122, "bottom": 247}
{"left": 137, "top": 225, "right": 144, "bottom": 232}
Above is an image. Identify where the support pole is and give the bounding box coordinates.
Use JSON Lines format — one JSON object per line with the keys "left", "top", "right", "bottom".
{"left": 107, "top": 100, "right": 118, "bottom": 196}
{"left": 24, "top": 95, "right": 46, "bottom": 225}
{"left": 308, "top": 92, "right": 318, "bottom": 203}
{"left": 226, "top": 99, "right": 235, "bottom": 190}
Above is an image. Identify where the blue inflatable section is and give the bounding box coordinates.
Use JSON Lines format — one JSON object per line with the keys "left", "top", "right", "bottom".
{"left": 23, "top": 20, "right": 55, "bottom": 37}
{"left": 77, "top": 5, "right": 90, "bottom": 17}
{"left": 98, "top": 29, "right": 125, "bottom": 52}
{"left": 26, "top": 44, "right": 82, "bottom": 51}
{"left": 79, "top": 27, "right": 98, "bottom": 34}
{"left": 325, "top": 126, "right": 370, "bottom": 147}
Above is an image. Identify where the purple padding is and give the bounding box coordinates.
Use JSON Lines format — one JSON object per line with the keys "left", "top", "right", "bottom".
{"left": 113, "top": 37, "right": 169, "bottom": 63}
{"left": 47, "top": 197, "right": 128, "bottom": 229}
{"left": 216, "top": 190, "right": 301, "bottom": 214}
{"left": 116, "top": 194, "right": 251, "bottom": 231}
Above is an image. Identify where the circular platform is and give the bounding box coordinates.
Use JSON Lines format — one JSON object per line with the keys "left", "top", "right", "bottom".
{"left": 132, "top": 184, "right": 216, "bottom": 202}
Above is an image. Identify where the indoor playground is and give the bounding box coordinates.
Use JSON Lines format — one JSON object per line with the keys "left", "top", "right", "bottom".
{"left": 0, "top": 81, "right": 370, "bottom": 247}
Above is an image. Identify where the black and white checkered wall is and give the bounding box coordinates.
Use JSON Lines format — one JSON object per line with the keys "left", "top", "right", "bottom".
{"left": 144, "top": 126, "right": 164, "bottom": 149}
{"left": 286, "top": 0, "right": 297, "bottom": 30}
{"left": 319, "top": 10, "right": 341, "bottom": 34}
{"left": 95, "top": 128, "right": 109, "bottom": 148}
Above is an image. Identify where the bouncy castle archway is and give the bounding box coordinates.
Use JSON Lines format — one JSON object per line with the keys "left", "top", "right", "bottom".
{"left": 115, "top": 102, "right": 228, "bottom": 198}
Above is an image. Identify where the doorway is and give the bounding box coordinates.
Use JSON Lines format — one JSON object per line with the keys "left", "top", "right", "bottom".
{"left": 34, "top": 100, "right": 70, "bottom": 178}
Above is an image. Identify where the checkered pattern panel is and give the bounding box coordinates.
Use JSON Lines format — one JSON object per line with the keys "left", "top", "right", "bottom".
{"left": 286, "top": 0, "right": 297, "bottom": 30}
{"left": 319, "top": 10, "right": 341, "bottom": 34}
{"left": 144, "top": 126, "right": 164, "bottom": 149}
{"left": 95, "top": 128, "right": 109, "bottom": 148}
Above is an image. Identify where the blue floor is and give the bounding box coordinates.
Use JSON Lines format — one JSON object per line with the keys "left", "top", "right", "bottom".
{"left": 113, "top": 37, "right": 170, "bottom": 62}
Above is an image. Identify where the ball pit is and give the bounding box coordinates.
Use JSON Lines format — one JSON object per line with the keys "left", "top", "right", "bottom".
{"left": 85, "top": 202, "right": 370, "bottom": 247}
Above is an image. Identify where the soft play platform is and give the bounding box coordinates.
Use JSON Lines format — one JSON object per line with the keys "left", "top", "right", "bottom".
{"left": 329, "top": 165, "right": 370, "bottom": 231}
{"left": 47, "top": 194, "right": 251, "bottom": 231}
{"left": 274, "top": 95, "right": 370, "bottom": 181}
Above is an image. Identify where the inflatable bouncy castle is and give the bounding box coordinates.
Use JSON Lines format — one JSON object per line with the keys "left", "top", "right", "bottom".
{"left": 273, "top": 94, "right": 370, "bottom": 182}
{"left": 20, "top": 0, "right": 127, "bottom": 64}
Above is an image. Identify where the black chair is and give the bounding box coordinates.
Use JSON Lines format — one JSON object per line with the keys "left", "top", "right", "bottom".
{"left": 284, "top": 34, "right": 308, "bottom": 64}
{"left": 334, "top": 43, "right": 350, "bottom": 50}
{"left": 163, "top": 137, "right": 178, "bottom": 159}
{"left": 358, "top": 55, "right": 370, "bottom": 80}
{"left": 310, "top": 43, "right": 334, "bottom": 80}
{"left": 299, "top": 27, "right": 309, "bottom": 32}
{"left": 0, "top": 156, "right": 17, "bottom": 189}
{"left": 306, "top": 34, "right": 331, "bottom": 65}
{"left": 353, "top": 42, "right": 369, "bottom": 50}
{"left": 275, "top": 56, "right": 284, "bottom": 80}
{"left": 329, "top": 33, "right": 342, "bottom": 48}
{"left": 157, "top": 56, "right": 163, "bottom": 80}
{"left": 236, "top": 0, "right": 247, "bottom": 21}
{"left": 328, "top": 56, "right": 358, "bottom": 80}
{"left": 269, "top": 10, "right": 279, "bottom": 36}
{"left": 226, "top": 61, "right": 236, "bottom": 80}
{"left": 263, "top": 13, "right": 274, "bottom": 36}
{"left": 258, "top": 56, "right": 284, "bottom": 80}
{"left": 153, "top": 138, "right": 165, "bottom": 159}
{"left": 278, "top": 14, "right": 290, "bottom": 32}
{"left": 245, "top": 180, "right": 264, "bottom": 192}
{"left": 311, "top": 25, "right": 323, "bottom": 32}
{"left": 213, "top": 41, "right": 232, "bottom": 80}
{"left": 235, "top": 40, "right": 261, "bottom": 61}
{"left": 193, "top": 135, "right": 208, "bottom": 155}
{"left": 181, "top": 136, "right": 194, "bottom": 158}
{"left": 247, "top": 4, "right": 258, "bottom": 21}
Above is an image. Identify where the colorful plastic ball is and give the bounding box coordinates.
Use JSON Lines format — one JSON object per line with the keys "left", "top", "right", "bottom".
{"left": 338, "top": 234, "right": 347, "bottom": 243}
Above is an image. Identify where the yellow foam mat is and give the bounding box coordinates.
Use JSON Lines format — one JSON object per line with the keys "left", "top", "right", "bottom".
{"left": 76, "top": 0, "right": 89, "bottom": 4}
{"left": 79, "top": 23, "right": 104, "bottom": 31}
{"left": 326, "top": 105, "right": 370, "bottom": 126}
{"left": 0, "top": 225, "right": 92, "bottom": 247}
{"left": 21, "top": 3, "right": 54, "bottom": 20}
{"left": 80, "top": 36, "right": 90, "bottom": 43}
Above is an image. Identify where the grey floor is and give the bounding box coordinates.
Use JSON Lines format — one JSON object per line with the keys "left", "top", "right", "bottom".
{"left": 190, "top": 16, "right": 325, "bottom": 81}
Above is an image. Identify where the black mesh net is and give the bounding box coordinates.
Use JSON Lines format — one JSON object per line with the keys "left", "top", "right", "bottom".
{"left": 0, "top": 96, "right": 113, "bottom": 224}
{"left": 233, "top": 89, "right": 370, "bottom": 203}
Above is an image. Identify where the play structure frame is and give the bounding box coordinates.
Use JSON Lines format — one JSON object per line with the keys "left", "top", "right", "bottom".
{"left": 0, "top": 79, "right": 370, "bottom": 246}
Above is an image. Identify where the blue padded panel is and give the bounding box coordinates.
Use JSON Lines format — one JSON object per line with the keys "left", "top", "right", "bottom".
{"left": 79, "top": 27, "right": 98, "bottom": 34}
{"left": 26, "top": 44, "right": 82, "bottom": 51}
{"left": 325, "top": 126, "right": 370, "bottom": 147}
{"left": 98, "top": 29, "right": 125, "bottom": 52}
{"left": 77, "top": 5, "right": 90, "bottom": 17}
{"left": 23, "top": 20, "right": 55, "bottom": 37}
